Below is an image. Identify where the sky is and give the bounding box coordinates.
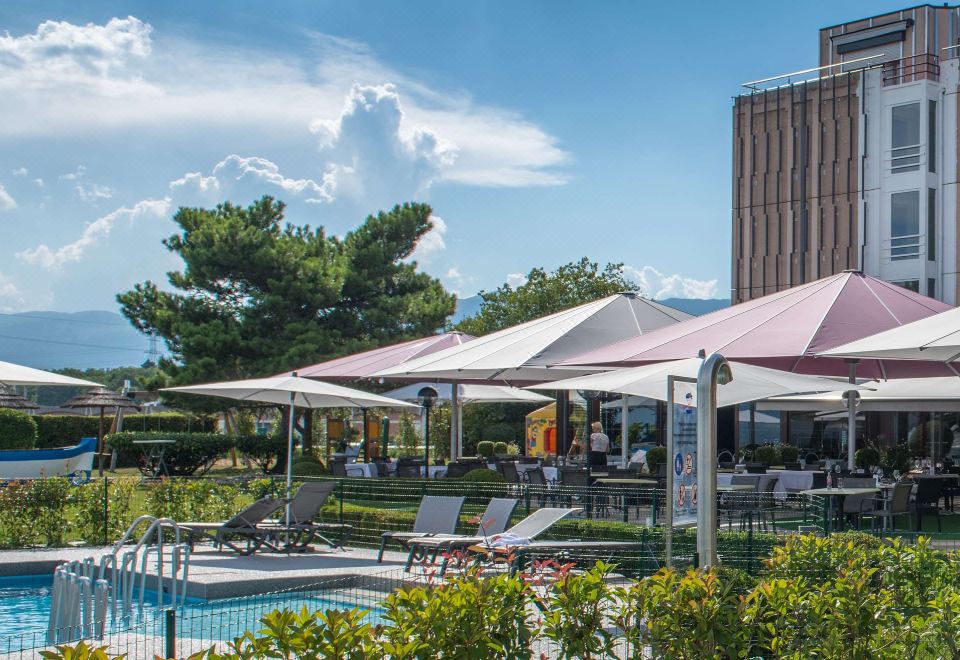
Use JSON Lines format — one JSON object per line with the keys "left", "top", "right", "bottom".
{"left": 0, "top": 0, "right": 918, "bottom": 313}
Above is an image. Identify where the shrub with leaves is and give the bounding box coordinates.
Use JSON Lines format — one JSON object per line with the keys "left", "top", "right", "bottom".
{"left": 235, "top": 435, "right": 287, "bottom": 473}
{"left": 0, "top": 408, "right": 37, "bottom": 450}
{"left": 107, "top": 432, "right": 234, "bottom": 476}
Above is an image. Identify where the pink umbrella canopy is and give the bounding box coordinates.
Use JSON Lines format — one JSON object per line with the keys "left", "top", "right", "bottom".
{"left": 281, "top": 332, "right": 475, "bottom": 380}
{"left": 560, "top": 272, "right": 954, "bottom": 379}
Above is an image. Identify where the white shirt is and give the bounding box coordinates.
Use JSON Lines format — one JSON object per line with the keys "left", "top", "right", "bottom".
{"left": 589, "top": 432, "right": 610, "bottom": 453}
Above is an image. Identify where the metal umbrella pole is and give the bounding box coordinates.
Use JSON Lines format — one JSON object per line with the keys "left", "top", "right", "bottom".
{"left": 846, "top": 359, "right": 859, "bottom": 471}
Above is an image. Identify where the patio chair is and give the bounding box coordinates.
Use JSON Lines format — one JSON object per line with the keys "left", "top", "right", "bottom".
{"left": 259, "top": 481, "right": 352, "bottom": 550}
{"left": 841, "top": 477, "right": 878, "bottom": 530}
{"left": 404, "top": 497, "right": 519, "bottom": 569}
{"left": 376, "top": 495, "right": 465, "bottom": 562}
{"left": 866, "top": 482, "right": 913, "bottom": 531}
{"left": 525, "top": 466, "right": 555, "bottom": 507}
{"left": 497, "top": 461, "right": 521, "bottom": 485}
{"left": 445, "top": 461, "right": 471, "bottom": 479}
{"left": 397, "top": 463, "right": 422, "bottom": 479}
{"left": 178, "top": 497, "right": 287, "bottom": 556}
{"left": 329, "top": 459, "right": 348, "bottom": 477}
{"left": 405, "top": 507, "right": 581, "bottom": 574}
{"left": 719, "top": 474, "right": 758, "bottom": 531}
{"left": 914, "top": 478, "right": 944, "bottom": 533}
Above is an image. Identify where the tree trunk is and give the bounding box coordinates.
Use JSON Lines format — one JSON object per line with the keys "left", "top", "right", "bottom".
{"left": 302, "top": 410, "right": 314, "bottom": 455}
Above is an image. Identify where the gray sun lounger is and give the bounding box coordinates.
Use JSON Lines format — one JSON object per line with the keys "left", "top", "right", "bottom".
{"left": 405, "top": 497, "right": 519, "bottom": 568}
{"left": 405, "top": 507, "right": 581, "bottom": 573}
{"left": 179, "top": 496, "right": 287, "bottom": 555}
{"left": 377, "top": 495, "right": 466, "bottom": 562}
{"left": 258, "top": 481, "right": 353, "bottom": 550}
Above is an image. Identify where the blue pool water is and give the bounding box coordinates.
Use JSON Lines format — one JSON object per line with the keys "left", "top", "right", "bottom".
{"left": 0, "top": 575, "right": 385, "bottom": 647}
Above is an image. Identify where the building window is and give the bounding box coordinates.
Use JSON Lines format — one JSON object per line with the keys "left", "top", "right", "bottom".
{"left": 928, "top": 100, "right": 937, "bottom": 173}
{"left": 891, "top": 190, "right": 920, "bottom": 260}
{"left": 891, "top": 103, "right": 920, "bottom": 173}
{"left": 928, "top": 188, "right": 936, "bottom": 261}
{"left": 894, "top": 280, "right": 920, "bottom": 293}
{"left": 928, "top": 278, "right": 936, "bottom": 298}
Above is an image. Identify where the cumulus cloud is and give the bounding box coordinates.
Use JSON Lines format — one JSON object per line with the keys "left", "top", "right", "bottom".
{"left": 18, "top": 198, "right": 170, "bottom": 269}
{"left": 33, "top": 178, "right": 44, "bottom": 187}
{"left": 213, "top": 155, "right": 336, "bottom": 203}
{"left": 0, "top": 16, "right": 154, "bottom": 95}
{"left": 12, "top": 168, "right": 27, "bottom": 176}
{"left": 59, "top": 165, "right": 86, "bottom": 181}
{"left": 0, "top": 184, "right": 15, "bottom": 210}
{"left": 506, "top": 273, "right": 528, "bottom": 288}
{"left": 410, "top": 215, "right": 447, "bottom": 262}
{"left": 75, "top": 182, "right": 114, "bottom": 202}
{"left": 0, "top": 272, "right": 23, "bottom": 311}
{"left": 623, "top": 265, "right": 718, "bottom": 299}
{"left": 169, "top": 171, "right": 220, "bottom": 194}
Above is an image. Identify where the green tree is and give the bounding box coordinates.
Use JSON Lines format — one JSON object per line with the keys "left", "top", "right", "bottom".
{"left": 454, "top": 257, "right": 639, "bottom": 336}
{"left": 118, "top": 197, "right": 455, "bottom": 395}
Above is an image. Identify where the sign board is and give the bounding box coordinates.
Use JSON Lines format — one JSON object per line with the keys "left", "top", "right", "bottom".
{"left": 671, "top": 392, "right": 698, "bottom": 526}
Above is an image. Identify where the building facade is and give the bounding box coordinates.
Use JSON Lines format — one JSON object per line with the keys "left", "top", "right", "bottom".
{"left": 732, "top": 5, "right": 960, "bottom": 304}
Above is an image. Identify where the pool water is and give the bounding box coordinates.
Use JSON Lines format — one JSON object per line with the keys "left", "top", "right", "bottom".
{"left": 0, "top": 575, "right": 385, "bottom": 646}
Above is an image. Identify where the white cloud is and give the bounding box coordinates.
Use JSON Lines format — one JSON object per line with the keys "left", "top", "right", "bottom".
{"left": 59, "top": 165, "right": 86, "bottom": 181}
{"left": 506, "top": 273, "right": 528, "bottom": 288}
{"left": 212, "top": 155, "right": 336, "bottom": 202}
{"left": 12, "top": 167, "right": 27, "bottom": 176}
{"left": 18, "top": 198, "right": 170, "bottom": 269}
{"left": 0, "top": 17, "right": 154, "bottom": 95}
{"left": 33, "top": 178, "right": 44, "bottom": 187}
{"left": 446, "top": 266, "right": 461, "bottom": 279}
{"left": 410, "top": 215, "right": 447, "bottom": 262}
{"left": 169, "top": 171, "right": 220, "bottom": 194}
{"left": 623, "top": 265, "right": 718, "bottom": 299}
{"left": 75, "top": 182, "right": 114, "bottom": 202}
{"left": 0, "top": 184, "right": 15, "bottom": 210}
{"left": 0, "top": 272, "right": 23, "bottom": 311}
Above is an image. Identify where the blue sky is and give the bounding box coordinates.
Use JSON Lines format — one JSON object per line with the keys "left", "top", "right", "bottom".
{"left": 0, "top": 0, "right": 916, "bottom": 313}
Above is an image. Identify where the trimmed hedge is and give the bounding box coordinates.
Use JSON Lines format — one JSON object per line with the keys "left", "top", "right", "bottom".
{"left": 36, "top": 413, "right": 217, "bottom": 450}
{"left": 235, "top": 434, "right": 287, "bottom": 473}
{"left": 0, "top": 409, "right": 37, "bottom": 450}
{"left": 106, "top": 431, "right": 234, "bottom": 476}
{"left": 461, "top": 468, "right": 506, "bottom": 484}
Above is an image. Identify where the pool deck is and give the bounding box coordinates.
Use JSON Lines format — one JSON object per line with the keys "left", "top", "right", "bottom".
{"left": 0, "top": 544, "right": 414, "bottom": 599}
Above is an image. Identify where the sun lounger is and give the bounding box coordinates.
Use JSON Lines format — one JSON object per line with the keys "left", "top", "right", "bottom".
{"left": 405, "top": 507, "right": 581, "bottom": 574}
{"left": 178, "top": 497, "right": 287, "bottom": 555}
{"left": 377, "top": 495, "right": 466, "bottom": 562}
{"left": 404, "top": 497, "right": 519, "bottom": 568}
{"left": 258, "top": 481, "right": 352, "bottom": 550}
{"left": 498, "top": 540, "right": 661, "bottom": 577}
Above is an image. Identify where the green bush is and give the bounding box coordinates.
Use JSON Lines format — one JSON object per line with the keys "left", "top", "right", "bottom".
{"left": 236, "top": 435, "right": 287, "bottom": 473}
{"left": 855, "top": 446, "right": 882, "bottom": 469}
{"left": 779, "top": 445, "right": 799, "bottom": 464}
{"left": 106, "top": 432, "right": 234, "bottom": 476}
{"left": 35, "top": 413, "right": 216, "bottom": 450}
{"left": 492, "top": 441, "right": 509, "bottom": 455}
{"left": 484, "top": 423, "right": 517, "bottom": 443}
{"left": 476, "top": 441, "right": 495, "bottom": 459}
{"left": 753, "top": 444, "right": 779, "bottom": 467}
{"left": 0, "top": 408, "right": 37, "bottom": 450}
{"left": 291, "top": 461, "right": 326, "bottom": 477}
{"left": 460, "top": 468, "right": 506, "bottom": 484}
{"left": 69, "top": 478, "right": 137, "bottom": 546}
{"left": 645, "top": 446, "right": 667, "bottom": 473}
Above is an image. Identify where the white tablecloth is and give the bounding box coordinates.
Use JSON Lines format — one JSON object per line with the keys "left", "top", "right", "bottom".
{"left": 768, "top": 470, "right": 819, "bottom": 494}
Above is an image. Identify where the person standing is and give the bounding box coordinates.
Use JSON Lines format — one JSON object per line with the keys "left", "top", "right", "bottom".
{"left": 589, "top": 421, "right": 610, "bottom": 468}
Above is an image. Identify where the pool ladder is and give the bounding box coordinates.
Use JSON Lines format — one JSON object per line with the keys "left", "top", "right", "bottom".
{"left": 46, "top": 515, "right": 192, "bottom": 644}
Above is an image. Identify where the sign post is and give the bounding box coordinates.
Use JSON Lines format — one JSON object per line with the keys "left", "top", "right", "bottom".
{"left": 665, "top": 374, "right": 697, "bottom": 568}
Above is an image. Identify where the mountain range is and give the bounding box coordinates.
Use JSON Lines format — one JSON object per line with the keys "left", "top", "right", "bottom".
{"left": 0, "top": 296, "right": 731, "bottom": 370}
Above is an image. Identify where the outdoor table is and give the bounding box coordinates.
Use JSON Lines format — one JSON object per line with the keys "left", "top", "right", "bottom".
{"left": 132, "top": 439, "right": 176, "bottom": 479}
{"left": 595, "top": 477, "right": 658, "bottom": 521}
{"left": 801, "top": 487, "right": 880, "bottom": 533}
{"left": 717, "top": 484, "right": 755, "bottom": 492}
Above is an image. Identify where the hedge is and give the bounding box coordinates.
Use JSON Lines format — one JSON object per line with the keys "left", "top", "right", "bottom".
{"left": 36, "top": 413, "right": 217, "bottom": 450}
{"left": 106, "top": 431, "right": 234, "bottom": 476}
{"left": 0, "top": 408, "right": 37, "bottom": 450}
{"left": 235, "top": 434, "right": 287, "bottom": 473}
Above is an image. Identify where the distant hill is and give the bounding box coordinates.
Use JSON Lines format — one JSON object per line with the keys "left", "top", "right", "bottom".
{"left": 0, "top": 311, "right": 150, "bottom": 369}
{"left": 657, "top": 298, "right": 730, "bottom": 315}
{"left": 450, "top": 295, "right": 729, "bottom": 325}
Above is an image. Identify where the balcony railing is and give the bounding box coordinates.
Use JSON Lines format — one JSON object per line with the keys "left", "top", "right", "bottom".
{"left": 882, "top": 53, "right": 940, "bottom": 87}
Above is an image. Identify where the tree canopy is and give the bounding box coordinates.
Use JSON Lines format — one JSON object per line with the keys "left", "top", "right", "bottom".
{"left": 454, "top": 257, "right": 639, "bottom": 336}
{"left": 118, "top": 197, "right": 455, "bottom": 389}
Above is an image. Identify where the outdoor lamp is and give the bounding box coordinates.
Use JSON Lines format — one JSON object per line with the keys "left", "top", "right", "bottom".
{"left": 716, "top": 363, "right": 734, "bottom": 386}
{"left": 418, "top": 387, "right": 438, "bottom": 476}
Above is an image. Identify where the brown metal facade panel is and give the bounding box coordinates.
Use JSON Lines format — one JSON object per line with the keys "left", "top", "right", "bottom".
{"left": 731, "top": 72, "right": 861, "bottom": 303}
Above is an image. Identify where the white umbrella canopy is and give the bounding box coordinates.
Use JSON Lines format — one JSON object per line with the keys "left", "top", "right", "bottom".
{"left": 527, "top": 358, "right": 869, "bottom": 408}
{"left": 758, "top": 376, "right": 960, "bottom": 412}
{"left": 383, "top": 381, "right": 553, "bottom": 405}
{"left": 820, "top": 305, "right": 960, "bottom": 365}
{"left": 0, "top": 360, "right": 101, "bottom": 387}
{"left": 163, "top": 375, "right": 420, "bottom": 409}
{"left": 374, "top": 293, "right": 691, "bottom": 383}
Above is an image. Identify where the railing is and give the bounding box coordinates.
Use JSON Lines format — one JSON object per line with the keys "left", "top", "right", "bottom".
{"left": 882, "top": 53, "right": 940, "bottom": 87}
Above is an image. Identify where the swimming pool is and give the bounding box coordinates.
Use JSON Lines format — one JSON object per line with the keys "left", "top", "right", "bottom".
{"left": 0, "top": 574, "right": 387, "bottom": 651}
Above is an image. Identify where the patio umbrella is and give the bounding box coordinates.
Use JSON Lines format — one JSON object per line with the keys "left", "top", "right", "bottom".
{"left": 163, "top": 375, "right": 419, "bottom": 515}
{"left": 528, "top": 358, "right": 867, "bottom": 409}
{"left": 0, "top": 360, "right": 101, "bottom": 387}
{"left": 63, "top": 387, "right": 141, "bottom": 476}
{"left": 758, "top": 377, "right": 960, "bottom": 413}
{"left": 383, "top": 381, "right": 553, "bottom": 405}
{"left": 281, "top": 332, "right": 476, "bottom": 460}
{"left": 374, "top": 293, "right": 692, "bottom": 383}
{"left": 558, "top": 272, "right": 952, "bottom": 468}
{"left": 820, "top": 305, "right": 960, "bottom": 364}
{"left": 0, "top": 384, "right": 39, "bottom": 410}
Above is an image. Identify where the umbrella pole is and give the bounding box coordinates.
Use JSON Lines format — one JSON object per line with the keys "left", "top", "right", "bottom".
{"left": 846, "top": 359, "right": 859, "bottom": 471}
{"left": 621, "top": 396, "right": 629, "bottom": 468}
{"left": 362, "top": 409, "right": 369, "bottom": 463}
{"left": 450, "top": 382, "right": 459, "bottom": 460}
{"left": 97, "top": 406, "right": 105, "bottom": 477}
{"left": 286, "top": 395, "right": 295, "bottom": 528}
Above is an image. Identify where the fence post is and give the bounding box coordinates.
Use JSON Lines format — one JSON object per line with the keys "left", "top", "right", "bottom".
{"left": 338, "top": 479, "right": 344, "bottom": 525}
{"left": 747, "top": 511, "right": 754, "bottom": 575}
{"left": 524, "top": 484, "right": 531, "bottom": 515}
{"left": 164, "top": 608, "right": 176, "bottom": 659}
{"left": 103, "top": 477, "right": 109, "bottom": 546}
